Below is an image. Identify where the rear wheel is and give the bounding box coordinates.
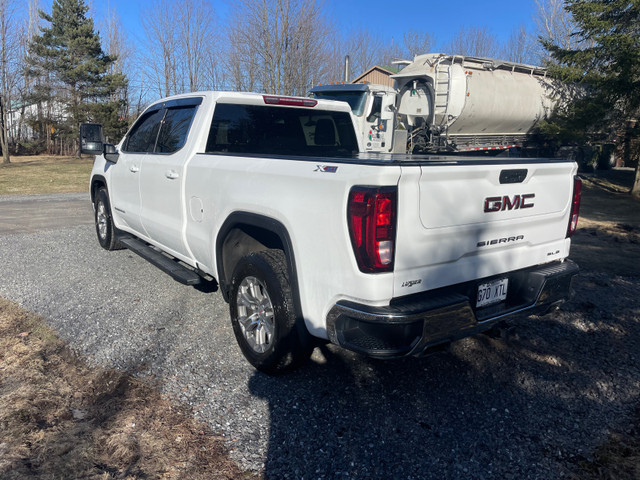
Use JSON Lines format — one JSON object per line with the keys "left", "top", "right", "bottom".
{"left": 94, "top": 187, "right": 123, "bottom": 251}
{"left": 229, "top": 249, "right": 312, "bottom": 374}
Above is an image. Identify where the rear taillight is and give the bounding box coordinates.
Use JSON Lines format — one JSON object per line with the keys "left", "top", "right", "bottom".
{"left": 567, "top": 176, "right": 582, "bottom": 237}
{"left": 348, "top": 186, "right": 397, "bottom": 273}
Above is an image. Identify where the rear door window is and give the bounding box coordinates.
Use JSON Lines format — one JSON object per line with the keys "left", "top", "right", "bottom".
{"left": 156, "top": 106, "right": 197, "bottom": 153}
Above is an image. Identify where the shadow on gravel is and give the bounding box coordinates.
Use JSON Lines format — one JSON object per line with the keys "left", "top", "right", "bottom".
{"left": 247, "top": 168, "right": 640, "bottom": 479}
{"left": 249, "top": 271, "right": 640, "bottom": 479}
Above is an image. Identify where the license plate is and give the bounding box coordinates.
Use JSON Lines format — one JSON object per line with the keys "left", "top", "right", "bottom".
{"left": 476, "top": 278, "right": 509, "bottom": 308}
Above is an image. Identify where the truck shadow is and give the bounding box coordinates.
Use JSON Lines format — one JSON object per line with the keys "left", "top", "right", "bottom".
{"left": 248, "top": 271, "right": 640, "bottom": 478}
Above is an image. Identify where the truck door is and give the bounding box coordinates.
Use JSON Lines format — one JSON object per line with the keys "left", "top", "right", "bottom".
{"left": 364, "top": 92, "right": 395, "bottom": 152}
{"left": 139, "top": 100, "right": 200, "bottom": 259}
{"left": 111, "top": 108, "right": 165, "bottom": 235}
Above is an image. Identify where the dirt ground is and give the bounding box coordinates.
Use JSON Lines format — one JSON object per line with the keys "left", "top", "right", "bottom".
{"left": 570, "top": 168, "right": 640, "bottom": 277}
{"left": 0, "top": 299, "right": 254, "bottom": 479}
{"left": 0, "top": 167, "right": 638, "bottom": 478}
{"left": 564, "top": 168, "right": 640, "bottom": 478}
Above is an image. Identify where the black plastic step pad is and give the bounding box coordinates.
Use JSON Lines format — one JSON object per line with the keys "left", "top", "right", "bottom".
{"left": 120, "top": 237, "right": 201, "bottom": 285}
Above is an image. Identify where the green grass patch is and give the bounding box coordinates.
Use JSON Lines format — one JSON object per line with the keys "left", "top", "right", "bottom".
{"left": 0, "top": 156, "right": 93, "bottom": 195}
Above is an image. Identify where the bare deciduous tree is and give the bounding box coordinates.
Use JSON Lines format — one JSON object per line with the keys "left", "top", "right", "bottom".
{"left": 379, "top": 40, "right": 404, "bottom": 69}
{"left": 227, "top": 0, "right": 331, "bottom": 95}
{"left": 202, "top": 44, "right": 226, "bottom": 91}
{"left": 344, "top": 29, "right": 386, "bottom": 79}
{"left": 102, "top": 7, "right": 130, "bottom": 79}
{"left": 0, "top": 0, "right": 21, "bottom": 162}
{"left": 502, "top": 25, "right": 536, "bottom": 64}
{"left": 533, "top": 0, "right": 580, "bottom": 62}
{"left": 178, "top": 0, "right": 213, "bottom": 92}
{"left": 321, "top": 37, "right": 349, "bottom": 83}
{"left": 402, "top": 29, "right": 435, "bottom": 60}
{"left": 101, "top": 5, "right": 132, "bottom": 125}
{"left": 226, "top": 31, "right": 258, "bottom": 92}
{"left": 324, "top": 28, "right": 400, "bottom": 82}
{"left": 140, "top": 0, "right": 217, "bottom": 98}
{"left": 17, "top": 0, "right": 45, "bottom": 151}
{"left": 141, "top": 0, "right": 180, "bottom": 97}
{"left": 445, "top": 26, "right": 500, "bottom": 58}
{"left": 326, "top": 28, "right": 436, "bottom": 82}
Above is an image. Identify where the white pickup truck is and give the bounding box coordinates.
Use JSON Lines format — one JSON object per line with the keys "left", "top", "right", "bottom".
{"left": 83, "top": 91, "right": 581, "bottom": 373}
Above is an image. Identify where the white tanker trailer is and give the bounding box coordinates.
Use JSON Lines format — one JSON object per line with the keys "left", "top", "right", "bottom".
{"left": 310, "top": 53, "right": 558, "bottom": 154}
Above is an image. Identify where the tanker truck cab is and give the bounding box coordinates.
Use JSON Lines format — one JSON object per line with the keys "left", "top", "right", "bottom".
{"left": 310, "top": 83, "right": 396, "bottom": 152}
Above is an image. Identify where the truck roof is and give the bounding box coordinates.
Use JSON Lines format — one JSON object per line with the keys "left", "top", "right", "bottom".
{"left": 143, "top": 91, "right": 355, "bottom": 113}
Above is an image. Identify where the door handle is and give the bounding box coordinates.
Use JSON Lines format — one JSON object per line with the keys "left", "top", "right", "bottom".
{"left": 129, "top": 165, "right": 140, "bottom": 173}
{"left": 165, "top": 170, "right": 179, "bottom": 180}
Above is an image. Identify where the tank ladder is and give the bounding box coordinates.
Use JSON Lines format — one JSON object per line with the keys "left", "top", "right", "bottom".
{"left": 433, "top": 62, "right": 452, "bottom": 123}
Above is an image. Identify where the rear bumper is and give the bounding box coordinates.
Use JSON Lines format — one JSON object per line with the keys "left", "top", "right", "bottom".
{"left": 326, "top": 259, "right": 579, "bottom": 358}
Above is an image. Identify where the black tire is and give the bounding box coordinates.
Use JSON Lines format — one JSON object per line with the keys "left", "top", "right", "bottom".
{"left": 229, "top": 249, "right": 313, "bottom": 374}
{"left": 94, "top": 187, "right": 123, "bottom": 251}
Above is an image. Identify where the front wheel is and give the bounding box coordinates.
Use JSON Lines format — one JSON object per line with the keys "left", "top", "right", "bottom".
{"left": 229, "top": 249, "right": 312, "bottom": 374}
{"left": 94, "top": 187, "right": 123, "bottom": 251}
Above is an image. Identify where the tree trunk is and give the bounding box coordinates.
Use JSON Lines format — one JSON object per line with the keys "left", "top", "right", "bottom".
{"left": 0, "top": 96, "right": 10, "bottom": 164}
{"left": 632, "top": 163, "right": 640, "bottom": 199}
{"left": 628, "top": 121, "right": 640, "bottom": 199}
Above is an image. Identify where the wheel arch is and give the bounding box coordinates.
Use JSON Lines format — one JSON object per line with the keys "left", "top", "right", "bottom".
{"left": 90, "top": 175, "right": 108, "bottom": 204}
{"left": 216, "top": 213, "right": 302, "bottom": 316}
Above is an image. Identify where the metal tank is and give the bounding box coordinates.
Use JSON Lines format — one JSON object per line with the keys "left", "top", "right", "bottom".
{"left": 392, "top": 53, "right": 557, "bottom": 152}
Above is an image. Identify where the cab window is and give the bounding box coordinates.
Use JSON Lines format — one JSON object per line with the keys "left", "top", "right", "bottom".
{"left": 366, "top": 96, "right": 382, "bottom": 123}
{"left": 156, "top": 106, "right": 197, "bottom": 153}
{"left": 205, "top": 103, "right": 358, "bottom": 157}
{"left": 124, "top": 109, "right": 164, "bottom": 153}
{"left": 124, "top": 104, "right": 198, "bottom": 154}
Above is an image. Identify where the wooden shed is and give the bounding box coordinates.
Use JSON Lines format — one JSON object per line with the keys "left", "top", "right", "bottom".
{"left": 351, "top": 65, "right": 400, "bottom": 88}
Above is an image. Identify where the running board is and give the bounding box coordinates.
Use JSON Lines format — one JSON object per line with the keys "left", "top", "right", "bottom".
{"left": 119, "top": 237, "right": 202, "bottom": 285}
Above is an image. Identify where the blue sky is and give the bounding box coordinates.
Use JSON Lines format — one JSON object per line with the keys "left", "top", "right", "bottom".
{"left": 90, "top": 0, "right": 538, "bottom": 50}
{"left": 324, "top": 0, "right": 537, "bottom": 44}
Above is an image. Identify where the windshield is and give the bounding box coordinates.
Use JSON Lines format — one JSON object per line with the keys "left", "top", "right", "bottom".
{"left": 312, "top": 91, "right": 368, "bottom": 116}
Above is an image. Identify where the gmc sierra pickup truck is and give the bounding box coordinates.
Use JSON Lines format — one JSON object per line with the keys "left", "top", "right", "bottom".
{"left": 83, "top": 91, "right": 580, "bottom": 373}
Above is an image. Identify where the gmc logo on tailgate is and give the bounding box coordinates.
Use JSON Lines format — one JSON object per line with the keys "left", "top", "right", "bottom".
{"left": 484, "top": 194, "right": 535, "bottom": 212}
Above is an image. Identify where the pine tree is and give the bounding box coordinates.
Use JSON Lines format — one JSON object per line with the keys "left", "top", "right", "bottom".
{"left": 541, "top": 0, "right": 640, "bottom": 197}
{"left": 26, "top": 0, "right": 127, "bottom": 155}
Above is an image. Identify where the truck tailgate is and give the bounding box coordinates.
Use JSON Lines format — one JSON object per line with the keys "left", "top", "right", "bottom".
{"left": 393, "top": 158, "right": 578, "bottom": 298}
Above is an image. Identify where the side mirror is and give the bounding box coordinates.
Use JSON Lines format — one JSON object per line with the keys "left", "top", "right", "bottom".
{"left": 80, "top": 123, "right": 104, "bottom": 154}
{"left": 103, "top": 143, "right": 120, "bottom": 164}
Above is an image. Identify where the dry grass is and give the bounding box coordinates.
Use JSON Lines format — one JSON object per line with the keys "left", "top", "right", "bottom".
{"left": 0, "top": 298, "right": 254, "bottom": 479}
{"left": 0, "top": 155, "right": 92, "bottom": 195}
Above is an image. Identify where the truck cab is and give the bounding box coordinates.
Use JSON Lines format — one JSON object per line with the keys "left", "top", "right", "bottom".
{"left": 310, "top": 83, "right": 397, "bottom": 153}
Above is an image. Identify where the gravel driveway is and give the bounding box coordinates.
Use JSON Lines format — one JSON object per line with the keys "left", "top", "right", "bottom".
{"left": 1, "top": 193, "right": 639, "bottom": 479}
